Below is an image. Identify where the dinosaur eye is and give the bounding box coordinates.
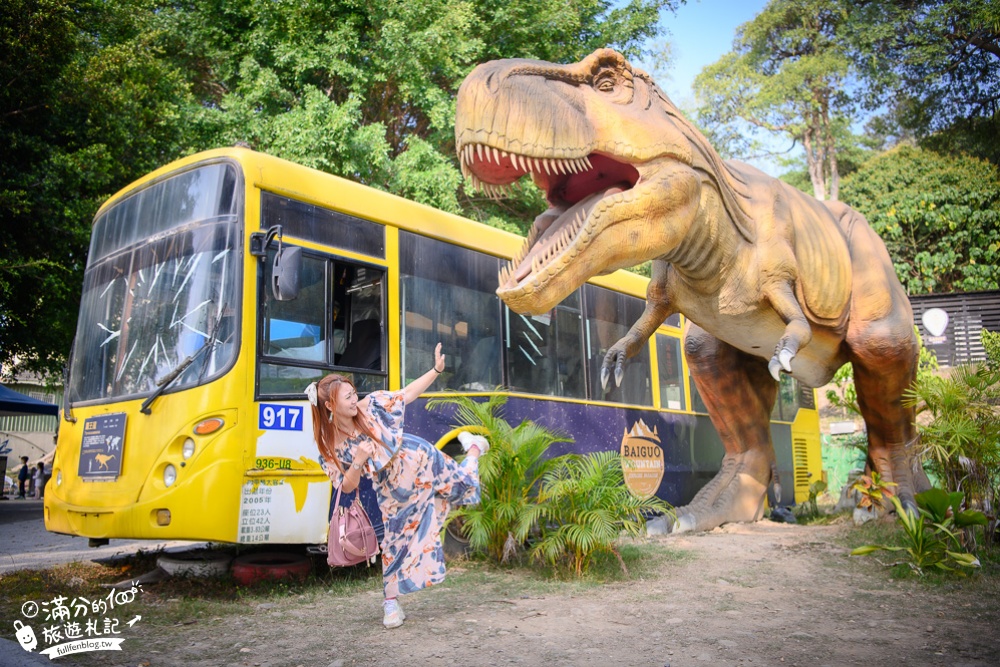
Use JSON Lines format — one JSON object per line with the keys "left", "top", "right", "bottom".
{"left": 595, "top": 75, "right": 616, "bottom": 93}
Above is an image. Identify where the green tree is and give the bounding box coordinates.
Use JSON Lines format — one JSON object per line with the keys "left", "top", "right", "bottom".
{"left": 845, "top": 0, "right": 1000, "bottom": 165}
{"left": 839, "top": 144, "right": 1000, "bottom": 294}
{"left": 694, "top": 0, "right": 858, "bottom": 201}
{"left": 0, "top": 0, "right": 202, "bottom": 380}
{"left": 1, "top": 0, "right": 676, "bottom": 375}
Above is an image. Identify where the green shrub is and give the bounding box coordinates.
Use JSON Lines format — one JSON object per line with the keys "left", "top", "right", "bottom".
{"left": 851, "top": 488, "right": 987, "bottom": 576}
{"left": 428, "top": 393, "right": 570, "bottom": 564}
{"left": 530, "top": 450, "right": 673, "bottom": 576}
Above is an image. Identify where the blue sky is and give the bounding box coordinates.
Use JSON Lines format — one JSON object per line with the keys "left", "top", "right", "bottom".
{"left": 632, "top": 0, "right": 783, "bottom": 174}
{"left": 655, "top": 0, "right": 768, "bottom": 104}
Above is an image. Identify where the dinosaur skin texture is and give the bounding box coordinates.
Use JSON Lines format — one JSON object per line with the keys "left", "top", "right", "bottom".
{"left": 455, "top": 49, "right": 928, "bottom": 532}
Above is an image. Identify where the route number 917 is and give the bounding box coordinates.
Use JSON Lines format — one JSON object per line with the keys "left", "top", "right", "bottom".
{"left": 258, "top": 404, "right": 303, "bottom": 431}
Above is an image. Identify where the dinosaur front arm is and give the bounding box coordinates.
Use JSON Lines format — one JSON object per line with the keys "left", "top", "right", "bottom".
{"left": 764, "top": 282, "right": 813, "bottom": 381}
{"left": 602, "top": 260, "right": 678, "bottom": 389}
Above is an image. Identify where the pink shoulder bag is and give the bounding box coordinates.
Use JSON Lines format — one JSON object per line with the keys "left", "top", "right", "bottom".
{"left": 327, "top": 485, "right": 379, "bottom": 567}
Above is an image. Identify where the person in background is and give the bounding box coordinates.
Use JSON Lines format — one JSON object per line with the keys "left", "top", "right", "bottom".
{"left": 33, "top": 461, "right": 45, "bottom": 499}
{"left": 17, "top": 456, "right": 29, "bottom": 499}
{"left": 305, "top": 343, "right": 488, "bottom": 629}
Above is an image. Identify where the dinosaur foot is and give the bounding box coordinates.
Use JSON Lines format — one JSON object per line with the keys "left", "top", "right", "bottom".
{"left": 670, "top": 449, "right": 773, "bottom": 534}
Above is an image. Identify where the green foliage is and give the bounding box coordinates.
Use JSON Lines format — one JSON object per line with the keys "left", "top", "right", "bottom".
{"left": 427, "top": 393, "right": 571, "bottom": 564}
{"left": 794, "top": 480, "right": 828, "bottom": 520}
{"left": 530, "top": 451, "right": 672, "bottom": 576}
{"left": 851, "top": 491, "right": 986, "bottom": 576}
{"left": 904, "top": 346, "right": 1000, "bottom": 546}
{"left": 850, "top": 471, "right": 896, "bottom": 511}
{"left": 693, "top": 0, "right": 859, "bottom": 200}
{"left": 0, "top": 0, "right": 204, "bottom": 379}
{"left": 429, "top": 394, "right": 671, "bottom": 575}
{"left": 1, "top": 0, "right": 677, "bottom": 374}
{"left": 840, "top": 144, "right": 1000, "bottom": 294}
{"left": 843, "top": 0, "right": 1000, "bottom": 162}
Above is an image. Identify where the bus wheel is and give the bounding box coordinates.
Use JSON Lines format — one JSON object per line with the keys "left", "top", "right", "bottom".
{"left": 157, "top": 550, "right": 233, "bottom": 578}
{"left": 231, "top": 552, "right": 312, "bottom": 586}
{"left": 443, "top": 516, "right": 471, "bottom": 559}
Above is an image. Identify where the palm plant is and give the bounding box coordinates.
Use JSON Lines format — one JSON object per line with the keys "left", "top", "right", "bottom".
{"left": 904, "top": 329, "right": 1000, "bottom": 546}
{"left": 427, "top": 393, "right": 571, "bottom": 564}
{"left": 529, "top": 450, "right": 673, "bottom": 576}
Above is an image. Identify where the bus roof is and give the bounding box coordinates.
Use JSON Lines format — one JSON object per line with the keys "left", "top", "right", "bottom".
{"left": 97, "top": 147, "right": 654, "bottom": 301}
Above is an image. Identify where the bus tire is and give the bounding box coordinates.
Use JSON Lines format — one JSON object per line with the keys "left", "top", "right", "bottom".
{"left": 231, "top": 552, "right": 312, "bottom": 586}
{"left": 157, "top": 550, "right": 233, "bottom": 578}
{"left": 443, "top": 517, "right": 471, "bottom": 559}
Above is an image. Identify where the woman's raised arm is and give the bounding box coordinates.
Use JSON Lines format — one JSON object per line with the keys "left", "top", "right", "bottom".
{"left": 401, "top": 342, "right": 445, "bottom": 405}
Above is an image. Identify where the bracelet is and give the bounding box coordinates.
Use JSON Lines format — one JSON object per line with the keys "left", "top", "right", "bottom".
{"left": 432, "top": 366, "right": 443, "bottom": 374}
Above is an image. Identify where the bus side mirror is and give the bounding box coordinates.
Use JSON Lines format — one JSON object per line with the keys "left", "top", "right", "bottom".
{"left": 272, "top": 246, "right": 302, "bottom": 301}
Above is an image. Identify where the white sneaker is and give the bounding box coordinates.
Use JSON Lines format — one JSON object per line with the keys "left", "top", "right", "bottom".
{"left": 458, "top": 431, "right": 490, "bottom": 455}
{"left": 383, "top": 599, "right": 405, "bottom": 629}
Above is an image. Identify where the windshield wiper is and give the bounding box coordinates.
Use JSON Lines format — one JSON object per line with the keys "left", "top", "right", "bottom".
{"left": 140, "top": 335, "right": 215, "bottom": 415}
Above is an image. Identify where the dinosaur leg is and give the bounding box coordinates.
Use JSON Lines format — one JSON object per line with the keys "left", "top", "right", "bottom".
{"left": 602, "top": 261, "right": 676, "bottom": 389}
{"left": 848, "top": 328, "right": 927, "bottom": 512}
{"left": 673, "top": 324, "right": 779, "bottom": 533}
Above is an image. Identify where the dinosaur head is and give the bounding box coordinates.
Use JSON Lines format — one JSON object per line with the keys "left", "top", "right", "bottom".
{"left": 456, "top": 49, "right": 711, "bottom": 315}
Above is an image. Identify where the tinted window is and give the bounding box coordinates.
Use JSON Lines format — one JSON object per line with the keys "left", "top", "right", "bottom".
{"left": 505, "top": 290, "right": 586, "bottom": 398}
{"left": 261, "top": 192, "right": 385, "bottom": 258}
{"left": 258, "top": 248, "right": 386, "bottom": 396}
{"left": 399, "top": 232, "right": 502, "bottom": 389}
{"left": 655, "top": 334, "right": 686, "bottom": 410}
{"left": 90, "top": 163, "right": 239, "bottom": 263}
{"left": 583, "top": 285, "right": 653, "bottom": 406}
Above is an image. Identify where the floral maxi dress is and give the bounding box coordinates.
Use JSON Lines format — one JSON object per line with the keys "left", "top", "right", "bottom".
{"left": 321, "top": 390, "right": 481, "bottom": 598}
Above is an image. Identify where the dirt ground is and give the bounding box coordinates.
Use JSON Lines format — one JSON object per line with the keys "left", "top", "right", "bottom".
{"left": 45, "top": 519, "right": 998, "bottom": 667}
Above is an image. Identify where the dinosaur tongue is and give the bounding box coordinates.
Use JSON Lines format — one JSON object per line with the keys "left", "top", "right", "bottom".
{"left": 517, "top": 184, "right": 624, "bottom": 282}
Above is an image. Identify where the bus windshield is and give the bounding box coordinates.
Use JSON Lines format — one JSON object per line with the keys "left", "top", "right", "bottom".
{"left": 68, "top": 163, "right": 242, "bottom": 404}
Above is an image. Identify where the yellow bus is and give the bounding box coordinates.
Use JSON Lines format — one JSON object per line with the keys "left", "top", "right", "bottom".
{"left": 45, "top": 147, "right": 821, "bottom": 546}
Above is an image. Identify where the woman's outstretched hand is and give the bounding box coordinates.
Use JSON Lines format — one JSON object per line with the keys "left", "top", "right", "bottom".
{"left": 433, "top": 342, "right": 446, "bottom": 373}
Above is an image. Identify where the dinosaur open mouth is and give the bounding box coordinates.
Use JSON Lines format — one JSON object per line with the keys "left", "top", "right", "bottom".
{"left": 458, "top": 144, "right": 640, "bottom": 288}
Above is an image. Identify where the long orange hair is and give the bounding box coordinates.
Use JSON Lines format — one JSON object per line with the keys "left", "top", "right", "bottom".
{"left": 310, "top": 374, "right": 390, "bottom": 475}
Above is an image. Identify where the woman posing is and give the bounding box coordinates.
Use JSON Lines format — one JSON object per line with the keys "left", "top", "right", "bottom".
{"left": 306, "top": 343, "right": 487, "bottom": 628}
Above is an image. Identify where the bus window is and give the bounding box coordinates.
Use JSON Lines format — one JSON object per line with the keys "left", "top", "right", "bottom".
{"left": 583, "top": 285, "right": 653, "bottom": 406}
{"left": 655, "top": 333, "right": 686, "bottom": 411}
{"left": 261, "top": 192, "right": 385, "bottom": 258}
{"left": 264, "top": 253, "right": 328, "bottom": 361}
{"left": 504, "top": 290, "right": 585, "bottom": 398}
{"left": 399, "top": 232, "right": 502, "bottom": 389}
{"left": 258, "top": 248, "right": 386, "bottom": 396}
{"left": 772, "top": 374, "right": 799, "bottom": 421}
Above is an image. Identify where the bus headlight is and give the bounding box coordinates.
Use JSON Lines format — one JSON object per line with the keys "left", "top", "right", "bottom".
{"left": 182, "top": 438, "right": 196, "bottom": 459}
{"left": 56, "top": 471, "right": 62, "bottom": 486}
{"left": 163, "top": 464, "right": 177, "bottom": 487}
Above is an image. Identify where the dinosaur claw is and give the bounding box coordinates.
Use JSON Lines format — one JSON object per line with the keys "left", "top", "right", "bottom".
{"left": 768, "top": 357, "right": 782, "bottom": 382}
{"left": 614, "top": 363, "right": 624, "bottom": 388}
{"left": 601, "top": 366, "right": 610, "bottom": 391}
{"left": 779, "top": 349, "right": 794, "bottom": 372}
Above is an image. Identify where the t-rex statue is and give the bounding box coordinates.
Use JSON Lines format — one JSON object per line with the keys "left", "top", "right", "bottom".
{"left": 454, "top": 48, "right": 926, "bottom": 532}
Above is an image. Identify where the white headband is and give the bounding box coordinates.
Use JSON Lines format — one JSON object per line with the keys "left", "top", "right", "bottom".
{"left": 304, "top": 382, "right": 318, "bottom": 407}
